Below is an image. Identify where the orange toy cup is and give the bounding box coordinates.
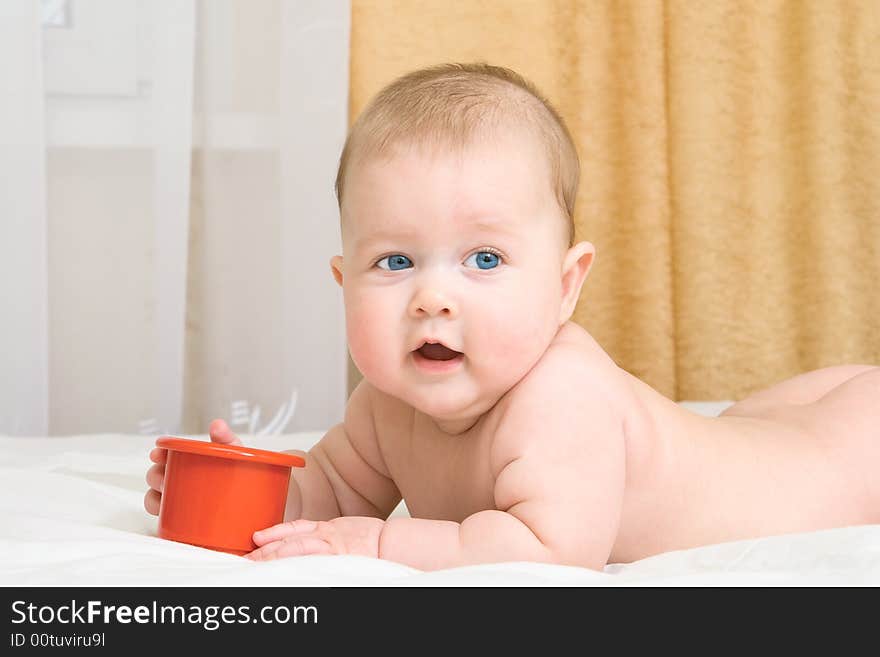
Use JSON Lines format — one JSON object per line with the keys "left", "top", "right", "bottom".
{"left": 155, "top": 436, "right": 305, "bottom": 555}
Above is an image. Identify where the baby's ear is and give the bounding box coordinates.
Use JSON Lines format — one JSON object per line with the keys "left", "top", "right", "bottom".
{"left": 330, "top": 255, "right": 344, "bottom": 287}
{"left": 559, "top": 242, "right": 595, "bottom": 324}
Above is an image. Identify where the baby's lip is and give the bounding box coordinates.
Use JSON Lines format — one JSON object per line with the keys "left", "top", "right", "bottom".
{"left": 413, "top": 339, "right": 464, "bottom": 361}
{"left": 413, "top": 338, "right": 460, "bottom": 351}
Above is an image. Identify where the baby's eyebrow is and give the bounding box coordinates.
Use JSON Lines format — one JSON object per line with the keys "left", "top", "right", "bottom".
{"left": 469, "top": 217, "right": 516, "bottom": 234}
{"left": 351, "top": 215, "right": 517, "bottom": 251}
{"left": 353, "top": 229, "right": 419, "bottom": 250}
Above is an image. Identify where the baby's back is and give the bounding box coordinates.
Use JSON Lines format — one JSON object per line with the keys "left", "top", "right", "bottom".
{"left": 614, "top": 363, "right": 879, "bottom": 563}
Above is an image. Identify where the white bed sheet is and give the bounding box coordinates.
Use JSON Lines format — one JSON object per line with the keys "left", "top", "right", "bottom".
{"left": 2, "top": 403, "right": 879, "bottom": 586}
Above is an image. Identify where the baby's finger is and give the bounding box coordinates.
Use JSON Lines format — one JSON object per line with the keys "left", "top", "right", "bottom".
{"left": 253, "top": 520, "right": 318, "bottom": 546}
{"left": 209, "top": 418, "right": 243, "bottom": 446}
{"left": 246, "top": 536, "right": 332, "bottom": 561}
{"left": 149, "top": 447, "right": 167, "bottom": 465}
{"left": 145, "top": 463, "right": 165, "bottom": 492}
{"left": 144, "top": 489, "right": 161, "bottom": 516}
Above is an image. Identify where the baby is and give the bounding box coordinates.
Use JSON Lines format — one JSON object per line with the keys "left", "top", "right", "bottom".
{"left": 145, "top": 63, "right": 880, "bottom": 571}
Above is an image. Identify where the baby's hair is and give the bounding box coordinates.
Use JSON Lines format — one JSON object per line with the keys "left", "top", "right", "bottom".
{"left": 334, "top": 62, "right": 579, "bottom": 245}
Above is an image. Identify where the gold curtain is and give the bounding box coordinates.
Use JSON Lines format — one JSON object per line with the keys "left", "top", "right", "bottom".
{"left": 347, "top": 0, "right": 880, "bottom": 401}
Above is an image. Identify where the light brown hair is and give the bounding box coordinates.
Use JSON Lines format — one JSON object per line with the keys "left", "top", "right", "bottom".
{"left": 334, "top": 63, "right": 579, "bottom": 245}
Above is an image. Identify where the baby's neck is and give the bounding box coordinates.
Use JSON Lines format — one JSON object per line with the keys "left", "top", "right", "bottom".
{"left": 428, "top": 414, "right": 483, "bottom": 436}
{"left": 412, "top": 389, "right": 506, "bottom": 437}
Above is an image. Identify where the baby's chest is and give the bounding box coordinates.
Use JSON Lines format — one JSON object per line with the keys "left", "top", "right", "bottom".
{"left": 382, "top": 430, "right": 497, "bottom": 523}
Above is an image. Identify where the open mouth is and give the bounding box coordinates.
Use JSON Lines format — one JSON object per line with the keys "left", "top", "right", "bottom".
{"left": 415, "top": 341, "right": 463, "bottom": 361}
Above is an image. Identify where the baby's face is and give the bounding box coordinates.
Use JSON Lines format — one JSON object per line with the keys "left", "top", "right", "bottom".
{"left": 335, "top": 133, "right": 576, "bottom": 423}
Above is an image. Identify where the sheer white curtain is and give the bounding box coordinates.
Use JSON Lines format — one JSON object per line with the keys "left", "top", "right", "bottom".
{"left": 0, "top": 0, "right": 349, "bottom": 437}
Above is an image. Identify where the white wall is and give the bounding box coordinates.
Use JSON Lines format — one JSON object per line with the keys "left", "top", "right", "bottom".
{"left": 1, "top": 0, "right": 350, "bottom": 436}
{"left": 0, "top": 1, "right": 49, "bottom": 436}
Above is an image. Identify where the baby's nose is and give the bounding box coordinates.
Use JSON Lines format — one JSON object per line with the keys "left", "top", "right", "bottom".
{"left": 408, "top": 287, "right": 457, "bottom": 319}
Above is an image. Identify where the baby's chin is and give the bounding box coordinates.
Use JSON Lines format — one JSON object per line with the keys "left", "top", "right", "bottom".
{"left": 362, "top": 360, "right": 524, "bottom": 424}
{"left": 399, "top": 382, "right": 501, "bottom": 426}
{"left": 411, "top": 396, "right": 476, "bottom": 422}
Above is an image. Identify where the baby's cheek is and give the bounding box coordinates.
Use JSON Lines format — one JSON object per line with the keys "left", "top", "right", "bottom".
{"left": 472, "top": 314, "right": 535, "bottom": 365}
{"left": 492, "top": 320, "right": 547, "bottom": 367}
{"left": 344, "top": 293, "right": 394, "bottom": 380}
{"left": 475, "top": 288, "right": 557, "bottom": 371}
{"left": 345, "top": 307, "right": 378, "bottom": 371}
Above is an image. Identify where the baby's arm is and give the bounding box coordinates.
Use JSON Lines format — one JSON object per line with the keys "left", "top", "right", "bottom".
{"left": 282, "top": 380, "right": 402, "bottom": 522}
{"left": 380, "top": 373, "right": 627, "bottom": 570}
{"left": 250, "top": 353, "right": 627, "bottom": 570}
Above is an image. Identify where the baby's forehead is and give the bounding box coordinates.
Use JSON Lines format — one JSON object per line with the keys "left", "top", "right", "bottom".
{"left": 346, "top": 136, "right": 551, "bottom": 207}
{"left": 340, "top": 131, "right": 568, "bottom": 245}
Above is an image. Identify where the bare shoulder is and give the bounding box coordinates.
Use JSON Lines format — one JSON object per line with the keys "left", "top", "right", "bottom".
{"left": 489, "top": 322, "right": 631, "bottom": 472}
{"left": 549, "top": 323, "right": 687, "bottom": 419}
{"left": 343, "top": 379, "right": 410, "bottom": 479}
{"left": 513, "top": 322, "right": 629, "bottom": 400}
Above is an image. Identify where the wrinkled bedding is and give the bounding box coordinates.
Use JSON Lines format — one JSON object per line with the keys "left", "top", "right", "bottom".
{"left": 2, "top": 404, "right": 878, "bottom": 586}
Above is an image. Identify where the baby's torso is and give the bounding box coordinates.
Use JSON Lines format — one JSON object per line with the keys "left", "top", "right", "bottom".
{"left": 369, "top": 322, "right": 866, "bottom": 565}
{"left": 370, "top": 390, "right": 499, "bottom": 522}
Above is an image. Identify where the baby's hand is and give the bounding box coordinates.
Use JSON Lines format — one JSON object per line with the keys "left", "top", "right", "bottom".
{"left": 245, "top": 517, "right": 385, "bottom": 562}
{"left": 143, "top": 419, "right": 243, "bottom": 515}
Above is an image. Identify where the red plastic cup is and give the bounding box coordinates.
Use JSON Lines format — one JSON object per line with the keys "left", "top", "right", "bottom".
{"left": 155, "top": 436, "right": 305, "bottom": 555}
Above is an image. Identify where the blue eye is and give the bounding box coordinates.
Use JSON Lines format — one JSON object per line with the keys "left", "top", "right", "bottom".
{"left": 376, "top": 254, "right": 413, "bottom": 271}
{"left": 464, "top": 251, "right": 501, "bottom": 270}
